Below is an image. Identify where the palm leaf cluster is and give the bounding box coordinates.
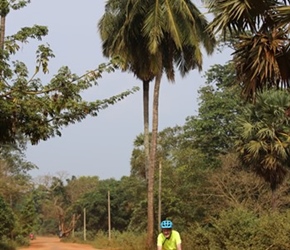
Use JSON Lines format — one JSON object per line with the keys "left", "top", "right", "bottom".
{"left": 99, "top": 0, "right": 215, "bottom": 82}
{"left": 236, "top": 90, "right": 290, "bottom": 190}
{"left": 205, "top": 0, "right": 290, "bottom": 98}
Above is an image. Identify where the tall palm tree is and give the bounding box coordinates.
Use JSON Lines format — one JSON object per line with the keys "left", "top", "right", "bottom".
{"left": 99, "top": 0, "right": 215, "bottom": 248}
{"left": 142, "top": 1, "right": 215, "bottom": 247}
{"left": 204, "top": 0, "right": 290, "bottom": 99}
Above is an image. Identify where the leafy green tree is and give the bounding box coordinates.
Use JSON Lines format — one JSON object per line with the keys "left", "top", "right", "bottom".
{"left": 183, "top": 62, "right": 243, "bottom": 164}
{"left": 155, "top": 127, "right": 214, "bottom": 227}
{"left": 71, "top": 179, "right": 116, "bottom": 232}
{"left": 235, "top": 89, "right": 290, "bottom": 197}
{"left": 31, "top": 174, "right": 73, "bottom": 235}
{"left": 65, "top": 176, "right": 99, "bottom": 204}
{"left": 130, "top": 126, "right": 213, "bottom": 230}
{"left": 0, "top": 0, "right": 138, "bottom": 146}
{"left": 18, "top": 194, "right": 38, "bottom": 236}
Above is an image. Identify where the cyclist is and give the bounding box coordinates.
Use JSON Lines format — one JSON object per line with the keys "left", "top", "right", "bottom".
{"left": 157, "top": 220, "right": 182, "bottom": 250}
{"left": 29, "top": 233, "right": 34, "bottom": 240}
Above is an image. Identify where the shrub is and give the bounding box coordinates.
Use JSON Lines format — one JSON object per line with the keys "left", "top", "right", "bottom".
{"left": 92, "top": 230, "right": 146, "bottom": 250}
{"left": 0, "top": 196, "right": 15, "bottom": 238}
{"left": 183, "top": 208, "right": 290, "bottom": 249}
{"left": 254, "top": 211, "right": 290, "bottom": 249}
{"left": 208, "top": 208, "right": 258, "bottom": 249}
{"left": 15, "top": 235, "right": 30, "bottom": 247}
{"left": 0, "top": 236, "right": 16, "bottom": 250}
{"left": 181, "top": 224, "right": 211, "bottom": 250}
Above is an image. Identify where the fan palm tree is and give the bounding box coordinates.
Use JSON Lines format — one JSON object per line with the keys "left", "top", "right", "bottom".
{"left": 235, "top": 89, "right": 290, "bottom": 206}
{"left": 204, "top": 0, "right": 290, "bottom": 99}
{"left": 99, "top": 0, "right": 215, "bottom": 247}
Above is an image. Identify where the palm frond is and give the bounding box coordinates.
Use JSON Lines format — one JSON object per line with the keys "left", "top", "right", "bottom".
{"left": 236, "top": 89, "right": 290, "bottom": 190}
{"left": 206, "top": 0, "right": 272, "bottom": 35}
{"left": 233, "top": 29, "right": 290, "bottom": 97}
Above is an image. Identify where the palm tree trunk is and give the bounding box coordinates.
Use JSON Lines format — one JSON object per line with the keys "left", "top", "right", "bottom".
{"left": 0, "top": 3, "right": 8, "bottom": 80}
{"left": 143, "top": 81, "right": 150, "bottom": 180}
{"left": 271, "top": 189, "right": 277, "bottom": 210}
{"left": 0, "top": 15, "right": 5, "bottom": 51}
{"left": 147, "top": 72, "right": 162, "bottom": 249}
{"left": 0, "top": 0, "right": 9, "bottom": 52}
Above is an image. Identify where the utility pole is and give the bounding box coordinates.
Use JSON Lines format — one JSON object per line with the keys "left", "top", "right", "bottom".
{"left": 83, "top": 208, "right": 86, "bottom": 241}
{"left": 72, "top": 214, "right": 75, "bottom": 237}
{"left": 108, "top": 190, "right": 111, "bottom": 240}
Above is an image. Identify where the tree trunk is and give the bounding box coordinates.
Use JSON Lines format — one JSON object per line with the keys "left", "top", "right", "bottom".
{"left": 0, "top": 1, "right": 8, "bottom": 80}
{"left": 147, "top": 72, "right": 162, "bottom": 249}
{"left": 0, "top": 15, "right": 5, "bottom": 50}
{"left": 143, "top": 81, "right": 150, "bottom": 180}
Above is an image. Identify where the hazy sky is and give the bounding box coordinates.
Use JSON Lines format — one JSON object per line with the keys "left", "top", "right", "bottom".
{"left": 8, "top": 0, "right": 231, "bottom": 180}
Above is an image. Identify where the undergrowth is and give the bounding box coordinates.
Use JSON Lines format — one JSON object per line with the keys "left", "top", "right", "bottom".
{"left": 64, "top": 209, "right": 290, "bottom": 250}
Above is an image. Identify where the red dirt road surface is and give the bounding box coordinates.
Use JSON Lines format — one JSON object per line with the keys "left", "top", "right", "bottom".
{"left": 19, "top": 236, "right": 101, "bottom": 250}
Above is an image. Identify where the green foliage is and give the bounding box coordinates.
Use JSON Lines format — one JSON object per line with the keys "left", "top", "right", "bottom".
{"left": 236, "top": 89, "right": 290, "bottom": 190}
{"left": 0, "top": 144, "right": 36, "bottom": 209}
{"left": 0, "top": 196, "right": 15, "bottom": 238}
{"left": 182, "top": 208, "right": 290, "bottom": 250}
{"left": 181, "top": 224, "right": 212, "bottom": 250}
{"left": 92, "top": 230, "right": 146, "bottom": 250}
{"left": 70, "top": 177, "right": 146, "bottom": 233}
{"left": 209, "top": 208, "right": 258, "bottom": 249}
{"left": 0, "top": 234, "right": 29, "bottom": 249}
{"left": 64, "top": 211, "right": 290, "bottom": 250}
{"left": 99, "top": 0, "right": 216, "bottom": 81}
{"left": 255, "top": 211, "right": 290, "bottom": 249}
{"left": 129, "top": 126, "right": 213, "bottom": 229}
{"left": 0, "top": 242, "right": 16, "bottom": 250}
{"left": 0, "top": 58, "right": 139, "bottom": 145}
{"left": 18, "top": 194, "right": 39, "bottom": 236}
{"left": 14, "top": 234, "right": 29, "bottom": 247}
{"left": 64, "top": 230, "right": 147, "bottom": 250}
{"left": 183, "top": 62, "right": 243, "bottom": 163}
{"left": 0, "top": 1, "right": 139, "bottom": 146}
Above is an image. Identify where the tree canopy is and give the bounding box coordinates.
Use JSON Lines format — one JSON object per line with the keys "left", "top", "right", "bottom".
{"left": 0, "top": 1, "right": 138, "bottom": 146}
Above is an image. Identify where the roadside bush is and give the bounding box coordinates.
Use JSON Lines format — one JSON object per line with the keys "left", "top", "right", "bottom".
{"left": 92, "top": 230, "right": 146, "bottom": 250}
{"left": 254, "top": 210, "right": 290, "bottom": 249}
{"left": 15, "top": 235, "right": 30, "bottom": 247}
{"left": 0, "top": 242, "right": 15, "bottom": 250}
{"left": 208, "top": 208, "right": 258, "bottom": 249}
{"left": 62, "top": 210, "right": 290, "bottom": 250}
{"left": 181, "top": 224, "right": 211, "bottom": 250}
{"left": 182, "top": 208, "right": 290, "bottom": 250}
{"left": 63, "top": 230, "right": 96, "bottom": 242}
{"left": 0, "top": 236, "right": 16, "bottom": 250}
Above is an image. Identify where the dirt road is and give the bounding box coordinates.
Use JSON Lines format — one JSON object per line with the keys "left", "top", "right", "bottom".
{"left": 19, "top": 236, "right": 100, "bottom": 250}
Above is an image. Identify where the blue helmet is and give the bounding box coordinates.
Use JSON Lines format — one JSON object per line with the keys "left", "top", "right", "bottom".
{"left": 160, "top": 220, "right": 173, "bottom": 229}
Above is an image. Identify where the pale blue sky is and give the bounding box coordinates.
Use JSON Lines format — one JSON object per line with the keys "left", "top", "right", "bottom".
{"left": 8, "top": 0, "right": 231, "bottom": 180}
